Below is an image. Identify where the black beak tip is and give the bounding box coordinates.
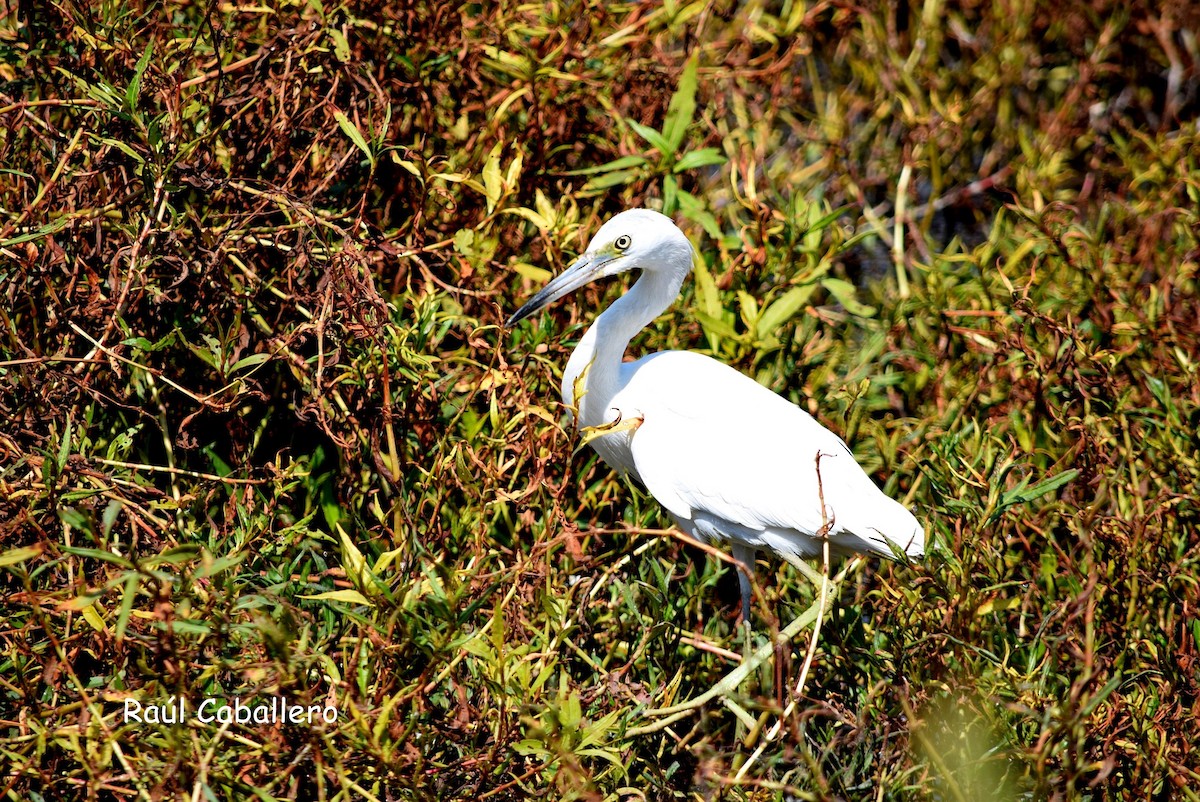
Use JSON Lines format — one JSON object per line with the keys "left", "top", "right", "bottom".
{"left": 506, "top": 301, "right": 542, "bottom": 328}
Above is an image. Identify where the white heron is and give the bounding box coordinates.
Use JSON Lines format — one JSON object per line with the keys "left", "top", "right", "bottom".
{"left": 506, "top": 208, "right": 924, "bottom": 624}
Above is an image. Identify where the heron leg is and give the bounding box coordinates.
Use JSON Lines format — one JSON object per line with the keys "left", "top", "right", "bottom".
{"left": 730, "top": 543, "right": 756, "bottom": 624}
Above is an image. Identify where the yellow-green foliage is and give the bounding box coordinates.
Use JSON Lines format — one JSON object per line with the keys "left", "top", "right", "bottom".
{"left": 1, "top": 1, "right": 1197, "bottom": 799}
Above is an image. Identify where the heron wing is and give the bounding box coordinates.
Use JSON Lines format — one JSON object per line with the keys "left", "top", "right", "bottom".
{"left": 621, "top": 351, "right": 922, "bottom": 555}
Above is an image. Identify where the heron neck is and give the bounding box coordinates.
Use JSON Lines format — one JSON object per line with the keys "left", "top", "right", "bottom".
{"left": 562, "top": 269, "right": 681, "bottom": 425}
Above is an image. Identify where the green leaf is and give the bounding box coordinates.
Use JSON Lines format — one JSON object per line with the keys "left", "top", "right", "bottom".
{"left": 144, "top": 545, "right": 202, "bottom": 566}
{"left": 505, "top": 149, "right": 523, "bottom": 187}
{"left": 328, "top": 28, "right": 351, "bottom": 62}
{"left": 692, "top": 257, "right": 722, "bottom": 319}
{"left": 334, "top": 110, "right": 374, "bottom": 167}
{"left": 756, "top": 284, "right": 817, "bottom": 340}
{"left": 578, "top": 708, "right": 622, "bottom": 749}
{"left": 115, "top": 572, "right": 138, "bottom": 642}
{"left": 0, "top": 545, "right": 42, "bottom": 568}
{"left": 453, "top": 228, "right": 475, "bottom": 257}
{"left": 676, "top": 190, "right": 721, "bottom": 239}
{"left": 533, "top": 188, "right": 556, "bottom": 225}
{"left": 1006, "top": 469, "right": 1079, "bottom": 505}
{"left": 503, "top": 206, "right": 549, "bottom": 229}
{"left": 205, "top": 447, "right": 233, "bottom": 477}
{"left": 57, "top": 418, "right": 72, "bottom": 471}
{"left": 59, "top": 506, "right": 90, "bottom": 532}
{"left": 337, "top": 524, "right": 370, "bottom": 592}
{"left": 626, "top": 120, "right": 671, "bottom": 156}
{"left": 170, "top": 618, "right": 212, "bottom": 635}
{"left": 120, "top": 330, "right": 176, "bottom": 352}
{"left": 821, "top": 278, "right": 876, "bottom": 317}
{"left": 694, "top": 310, "right": 739, "bottom": 341}
{"left": 512, "top": 262, "right": 553, "bottom": 282}
{"left": 80, "top": 603, "right": 108, "bottom": 634}
{"left": 565, "top": 155, "right": 648, "bottom": 176}
{"left": 63, "top": 546, "right": 134, "bottom": 568}
{"left": 804, "top": 203, "right": 853, "bottom": 236}
{"left": 372, "top": 546, "right": 407, "bottom": 575}
{"left": 126, "top": 42, "right": 153, "bottom": 111}
{"left": 674, "top": 148, "right": 727, "bottom": 172}
{"left": 974, "top": 596, "right": 1020, "bottom": 616}
{"left": 514, "top": 739, "right": 549, "bottom": 757}
{"left": 583, "top": 169, "right": 641, "bottom": 191}
{"left": 737, "top": 291, "right": 759, "bottom": 331}
{"left": 299, "top": 589, "right": 374, "bottom": 606}
{"left": 1039, "top": 551, "right": 1058, "bottom": 585}
{"left": 195, "top": 551, "right": 246, "bottom": 578}
{"left": 662, "top": 173, "right": 678, "bottom": 215}
{"left": 662, "top": 53, "right": 699, "bottom": 153}
{"left": 1146, "top": 376, "right": 1179, "bottom": 423}
{"left": 97, "top": 137, "right": 145, "bottom": 165}
{"left": 576, "top": 747, "right": 626, "bottom": 767}
{"left": 481, "top": 45, "right": 531, "bottom": 80}
{"left": 460, "top": 633, "right": 494, "bottom": 660}
{"left": 230, "top": 352, "right": 271, "bottom": 372}
{"left": 390, "top": 152, "right": 422, "bottom": 178}
{"left": 1080, "top": 671, "right": 1124, "bottom": 718}
{"left": 482, "top": 142, "right": 503, "bottom": 213}
{"left": 0, "top": 216, "right": 71, "bottom": 247}
{"left": 490, "top": 600, "right": 506, "bottom": 658}
{"left": 561, "top": 693, "right": 582, "bottom": 730}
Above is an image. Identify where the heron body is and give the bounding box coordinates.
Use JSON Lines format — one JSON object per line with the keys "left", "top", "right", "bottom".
{"left": 508, "top": 209, "right": 923, "bottom": 620}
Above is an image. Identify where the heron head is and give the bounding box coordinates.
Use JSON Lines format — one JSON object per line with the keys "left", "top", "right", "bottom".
{"left": 506, "top": 208, "right": 695, "bottom": 326}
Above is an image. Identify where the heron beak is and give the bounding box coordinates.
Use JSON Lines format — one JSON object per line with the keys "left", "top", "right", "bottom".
{"left": 505, "top": 253, "right": 607, "bottom": 327}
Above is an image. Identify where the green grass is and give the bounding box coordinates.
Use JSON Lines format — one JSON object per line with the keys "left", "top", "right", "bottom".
{"left": 1, "top": 0, "right": 1198, "bottom": 799}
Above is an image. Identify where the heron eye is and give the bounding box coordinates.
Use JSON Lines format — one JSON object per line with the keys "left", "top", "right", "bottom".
{"left": 614, "top": 235, "right": 631, "bottom": 251}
